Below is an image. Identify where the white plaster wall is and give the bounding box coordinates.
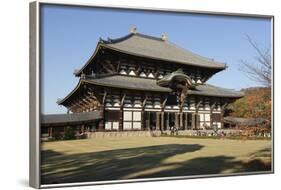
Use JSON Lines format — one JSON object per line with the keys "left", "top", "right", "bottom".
{"left": 123, "top": 111, "right": 132, "bottom": 121}
{"left": 123, "top": 122, "right": 132, "bottom": 130}
{"left": 133, "top": 112, "right": 141, "bottom": 121}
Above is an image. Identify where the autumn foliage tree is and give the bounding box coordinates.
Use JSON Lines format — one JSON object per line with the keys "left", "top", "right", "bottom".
{"left": 229, "top": 36, "right": 272, "bottom": 124}
{"left": 230, "top": 87, "right": 271, "bottom": 123}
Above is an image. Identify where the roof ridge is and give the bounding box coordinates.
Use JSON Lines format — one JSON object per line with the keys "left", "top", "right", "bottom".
{"left": 103, "top": 32, "right": 165, "bottom": 44}
{"left": 102, "top": 33, "right": 134, "bottom": 44}
{"left": 134, "top": 32, "right": 164, "bottom": 42}
{"left": 105, "top": 32, "right": 224, "bottom": 67}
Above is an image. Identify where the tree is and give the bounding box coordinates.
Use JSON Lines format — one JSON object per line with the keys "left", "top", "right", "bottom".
{"left": 240, "top": 35, "right": 271, "bottom": 87}
{"left": 230, "top": 87, "right": 271, "bottom": 122}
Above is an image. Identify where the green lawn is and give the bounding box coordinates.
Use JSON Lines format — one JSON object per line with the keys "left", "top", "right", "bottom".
{"left": 41, "top": 136, "right": 272, "bottom": 184}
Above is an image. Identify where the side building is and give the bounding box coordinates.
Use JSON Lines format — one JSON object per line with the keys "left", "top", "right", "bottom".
{"left": 42, "top": 29, "right": 244, "bottom": 137}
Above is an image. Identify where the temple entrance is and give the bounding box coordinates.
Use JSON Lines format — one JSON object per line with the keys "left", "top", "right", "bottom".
{"left": 163, "top": 112, "right": 176, "bottom": 130}
{"left": 144, "top": 112, "right": 156, "bottom": 130}
{"left": 143, "top": 111, "right": 201, "bottom": 131}
{"left": 168, "top": 113, "right": 176, "bottom": 130}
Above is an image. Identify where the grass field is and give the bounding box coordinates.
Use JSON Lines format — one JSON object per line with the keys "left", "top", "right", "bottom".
{"left": 41, "top": 136, "right": 272, "bottom": 184}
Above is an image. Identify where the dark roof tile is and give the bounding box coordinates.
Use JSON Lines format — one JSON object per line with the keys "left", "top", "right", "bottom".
{"left": 102, "top": 33, "right": 226, "bottom": 69}
{"left": 85, "top": 75, "right": 244, "bottom": 98}
{"left": 41, "top": 111, "right": 102, "bottom": 126}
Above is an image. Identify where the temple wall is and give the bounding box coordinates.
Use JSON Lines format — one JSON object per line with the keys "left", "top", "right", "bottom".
{"left": 102, "top": 94, "right": 223, "bottom": 131}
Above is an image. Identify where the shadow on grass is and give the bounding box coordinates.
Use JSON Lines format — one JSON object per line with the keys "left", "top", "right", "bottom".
{"left": 41, "top": 143, "right": 271, "bottom": 185}
{"left": 41, "top": 144, "right": 203, "bottom": 184}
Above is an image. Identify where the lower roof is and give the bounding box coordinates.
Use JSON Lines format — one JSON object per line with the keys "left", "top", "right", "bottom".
{"left": 85, "top": 75, "right": 244, "bottom": 98}
{"left": 41, "top": 111, "right": 102, "bottom": 126}
{"left": 58, "top": 75, "right": 244, "bottom": 105}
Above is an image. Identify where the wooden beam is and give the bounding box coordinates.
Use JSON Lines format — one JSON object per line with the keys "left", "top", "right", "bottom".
{"left": 196, "top": 99, "right": 202, "bottom": 109}
{"left": 102, "top": 90, "right": 107, "bottom": 105}
{"left": 116, "top": 60, "right": 121, "bottom": 73}
{"left": 156, "top": 112, "right": 161, "bottom": 130}
{"left": 142, "top": 96, "right": 148, "bottom": 108}
{"left": 120, "top": 93, "right": 126, "bottom": 107}
{"left": 162, "top": 96, "right": 168, "bottom": 109}
{"left": 161, "top": 112, "right": 165, "bottom": 131}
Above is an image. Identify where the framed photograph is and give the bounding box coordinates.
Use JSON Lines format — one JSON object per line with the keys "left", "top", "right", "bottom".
{"left": 30, "top": 1, "right": 274, "bottom": 188}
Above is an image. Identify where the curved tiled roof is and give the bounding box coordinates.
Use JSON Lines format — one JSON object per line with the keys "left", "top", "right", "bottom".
{"left": 75, "top": 32, "right": 227, "bottom": 76}
{"left": 102, "top": 33, "right": 227, "bottom": 69}
{"left": 41, "top": 111, "right": 102, "bottom": 126}
{"left": 58, "top": 75, "right": 244, "bottom": 105}
{"left": 89, "top": 75, "right": 243, "bottom": 96}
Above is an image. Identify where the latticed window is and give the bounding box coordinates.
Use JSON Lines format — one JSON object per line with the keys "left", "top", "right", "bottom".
{"left": 123, "top": 111, "right": 142, "bottom": 130}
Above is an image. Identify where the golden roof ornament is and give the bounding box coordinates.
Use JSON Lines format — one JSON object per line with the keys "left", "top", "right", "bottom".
{"left": 130, "top": 26, "right": 137, "bottom": 34}
{"left": 161, "top": 33, "right": 168, "bottom": 41}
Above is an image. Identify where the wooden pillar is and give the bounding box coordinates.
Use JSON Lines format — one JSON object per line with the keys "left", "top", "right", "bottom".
{"left": 49, "top": 127, "right": 53, "bottom": 137}
{"left": 160, "top": 96, "right": 167, "bottom": 131}
{"left": 210, "top": 108, "right": 213, "bottom": 128}
{"left": 196, "top": 114, "right": 200, "bottom": 129}
{"left": 141, "top": 95, "right": 147, "bottom": 131}
{"left": 156, "top": 112, "right": 161, "bottom": 130}
{"left": 175, "top": 113, "right": 179, "bottom": 129}
{"left": 100, "top": 90, "right": 107, "bottom": 131}
{"left": 179, "top": 113, "right": 183, "bottom": 130}
{"left": 166, "top": 112, "right": 170, "bottom": 130}
{"left": 192, "top": 113, "right": 196, "bottom": 130}
{"left": 161, "top": 112, "right": 165, "bottom": 131}
{"left": 141, "top": 111, "right": 145, "bottom": 130}
{"left": 146, "top": 112, "right": 151, "bottom": 130}
{"left": 221, "top": 101, "right": 227, "bottom": 129}
{"left": 221, "top": 107, "right": 225, "bottom": 129}
{"left": 210, "top": 100, "right": 215, "bottom": 129}
{"left": 184, "top": 112, "right": 188, "bottom": 130}
{"left": 194, "top": 98, "right": 201, "bottom": 130}
{"left": 119, "top": 93, "right": 126, "bottom": 131}
{"left": 119, "top": 108, "right": 123, "bottom": 131}
{"left": 99, "top": 106, "right": 105, "bottom": 131}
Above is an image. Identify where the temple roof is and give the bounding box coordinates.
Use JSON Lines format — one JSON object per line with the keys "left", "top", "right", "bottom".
{"left": 86, "top": 75, "right": 244, "bottom": 97}
{"left": 86, "top": 75, "right": 170, "bottom": 92}
{"left": 41, "top": 111, "right": 102, "bottom": 126}
{"left": 58, "top": 75, "right": 244, "bottom": 105}
{"left": 101, "top": 33, "right": 227, "bottom": 69}
{"left": 75, "top": 32, "right": 227, "bottom": 76}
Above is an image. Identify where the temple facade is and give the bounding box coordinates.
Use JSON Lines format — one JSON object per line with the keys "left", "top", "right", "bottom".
{"left": 51, "top": 28, "right": 243, "bottom": 135}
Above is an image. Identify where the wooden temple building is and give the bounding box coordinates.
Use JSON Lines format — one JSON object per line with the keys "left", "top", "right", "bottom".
{"left": 42, "top": 28, "right": 244, "bottom": 137}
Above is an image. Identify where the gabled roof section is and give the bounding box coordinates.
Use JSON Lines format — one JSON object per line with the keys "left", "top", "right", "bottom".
{"left": 84, "top": 75, "right": 244, "bottom": 98}
{"left": 75, "top": 32, "right": 227, "bottom": 76}
{"left": 59, "top": 75, "right": 244, "bottom": 103}
{"left": 101, "top": 32, "right": 227, "bottom": 69}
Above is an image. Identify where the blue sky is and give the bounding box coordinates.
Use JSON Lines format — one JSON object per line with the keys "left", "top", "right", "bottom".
{"left": 41, "top": 4, "right": 271, "bottom": 114}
